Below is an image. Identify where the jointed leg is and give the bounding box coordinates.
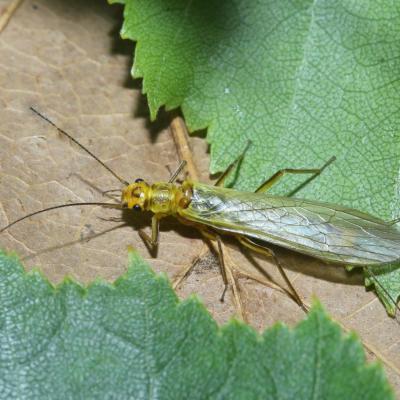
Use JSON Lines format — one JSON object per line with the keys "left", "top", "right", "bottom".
{"left": 215, "top": 141, "right": 251, "bottom": 187}
{"left": 211, "top": 233, "right": 245, "bottom": 318}
{"left": 102, "top": 188, "right": 122, "bottom": 195}
{"left": 168, "top": 160, "right": 187, "bottom": 183}
{"left": 172, "top": 244, "right": 210, "bottom": 290}
{"left": 216, "top": 236, "right": 229, "bottom": 301}
{"left": 198, "top": 229, "right": 229, "bottom": 301}
{"left": 172, "top": 217, "right": 212, "bottom": 289}
{"left": 138, "top": 214, "right": 160, "bottom": 251}
{"left": 171, "top": 222, "right": 246, "bottom": 320}
{"left": 237, "top": 235, "right": 307, "bottom": 313}
{"left": 256, "top": 156, "right": 336, "bottom": 194}
{"left": 388, "top": 217, "right": 400, "bottom": 226}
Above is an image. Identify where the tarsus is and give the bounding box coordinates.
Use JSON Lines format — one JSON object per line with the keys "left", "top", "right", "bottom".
{"left": 364, "top": 266, "right": 400, "bottom": 317}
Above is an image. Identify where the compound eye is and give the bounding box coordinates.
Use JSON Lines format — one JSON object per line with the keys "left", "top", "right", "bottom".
{"left": 135, "top": 178, "right": 144, "bottom": 183}
{"left": 133, "top": 204, "right": 142, "bottom": 211}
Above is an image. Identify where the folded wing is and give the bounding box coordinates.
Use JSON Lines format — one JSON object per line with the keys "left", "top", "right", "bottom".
{"left": 179, "top": 183, "right": 400, "bottom": 266}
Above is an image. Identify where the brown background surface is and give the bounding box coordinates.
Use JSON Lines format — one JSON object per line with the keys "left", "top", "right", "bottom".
{"left": 0, "top": 0, "right": 399, "bottom": 395}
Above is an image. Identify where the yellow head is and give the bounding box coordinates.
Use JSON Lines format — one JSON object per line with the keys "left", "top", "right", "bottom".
{"left": 121, "top": 179, "right": 151, "bottom": 211}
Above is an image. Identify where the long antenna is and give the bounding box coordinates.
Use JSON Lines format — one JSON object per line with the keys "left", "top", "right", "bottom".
{"left": 30, "top": 107, "right": 129, "bottom": 186}
{"left": 0, "top": 202, "right": 121, "bottom": 233}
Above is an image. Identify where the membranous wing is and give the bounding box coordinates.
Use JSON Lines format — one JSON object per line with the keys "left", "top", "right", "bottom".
{"left": 179, "top": 183, "right": 400, "bottom": 265}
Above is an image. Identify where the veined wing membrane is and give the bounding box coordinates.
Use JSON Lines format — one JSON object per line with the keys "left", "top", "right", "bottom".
{"left": 179, "top": 183, "right": 400, "bottom": 266}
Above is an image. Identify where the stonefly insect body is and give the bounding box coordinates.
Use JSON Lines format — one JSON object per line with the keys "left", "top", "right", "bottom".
{"left": 2, "top": 107, "right": 400, "bottom": 311}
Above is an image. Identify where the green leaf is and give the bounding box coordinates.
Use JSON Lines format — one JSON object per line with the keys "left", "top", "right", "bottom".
{"left": 0, "top": 250, "right": 393, "bottom": 399}
{"left": 118, "top": 0, "right": 400, "bottom": 220}
{"left": 115, "top": 0, "right": 400, "bottom": 314}
{"left": 365, "top": 264, "right": 400, "bottom": 317}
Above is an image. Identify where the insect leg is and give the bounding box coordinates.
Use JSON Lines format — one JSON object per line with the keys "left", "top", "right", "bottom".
{"left": 98, "top": 216, "right": 125, "bottom": 223}
{"left": 215, "top": 235, "right": 229, "bottom": 302}
{"left": 237, "top": 236, "right": 308, "bottom": 312}
{"left": 201, "top": 230, "right": 246, "bottom": 319}
{"left": 174, "top": 219, "right": 228, "bottom": 287}
{"left": 102, "top": 188, "right": 122, "bottom": 195}
{"left": 138, "top": 215, "right": 160, "bottom": 251}
{"left": 168, "top": 160, "right": 187, "bottom": 183}
{"left": 196, "top": 228, "right": 229, "bottom": 300}
{"left": 171, "top": 217, "right": 208, "bottom": 287}
{"left": 172, "top": 218, "right": 246, "bottom": 318}
{"left": 387, "top": 217, "right": 400, "bottom": 226}
{"left": 215, "top": 141, "right": 251, "bottom": 187}
{"left": 255, "top": 156, "right": 336, "bottom": 194}
{"left": 364, "top": 266, "right": 400, "bottom": 316}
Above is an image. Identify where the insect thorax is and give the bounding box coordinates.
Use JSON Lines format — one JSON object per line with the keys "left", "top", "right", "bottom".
{"left": 149, "top": 181, "right": 192, "bottom": 215}
{"left": 121, "top": 180, "right": 192, "bottom": 214}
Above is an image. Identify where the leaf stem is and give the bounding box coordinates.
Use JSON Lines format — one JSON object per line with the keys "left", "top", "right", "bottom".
{"left": 169, "top": 113, "right": 199, "bottom": 181}
{"left": 0, "top": 0, "right": 24, "bottom": 33}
